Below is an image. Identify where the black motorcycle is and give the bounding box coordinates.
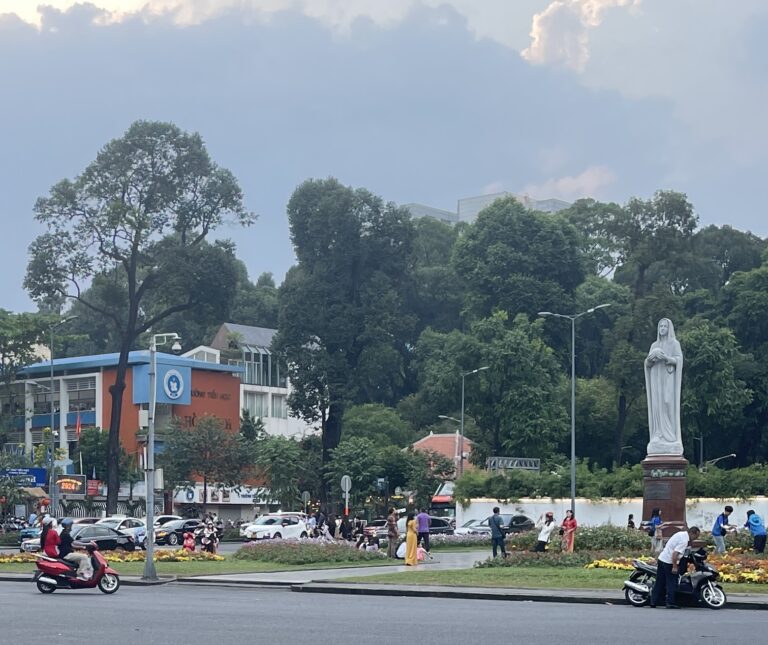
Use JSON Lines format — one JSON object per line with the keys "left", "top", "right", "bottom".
{"left": 623, "top": 548, "right": 727, "bottom": 609}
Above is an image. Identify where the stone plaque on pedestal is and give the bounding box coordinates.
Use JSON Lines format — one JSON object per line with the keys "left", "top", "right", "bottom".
{"left": 642, "top": 455, "right": 688, "bottom": 535}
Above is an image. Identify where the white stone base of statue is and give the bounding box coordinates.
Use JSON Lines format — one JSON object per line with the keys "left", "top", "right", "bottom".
{"left": 647, "top": 440, "right": 684, "bottom": 456}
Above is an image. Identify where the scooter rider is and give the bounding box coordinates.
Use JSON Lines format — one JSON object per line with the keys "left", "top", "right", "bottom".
{"left": 59, "top": 519, "right": 93, "bottom": 580}
{"left": 650, "top": 525, "right": 701, "bottom": 609}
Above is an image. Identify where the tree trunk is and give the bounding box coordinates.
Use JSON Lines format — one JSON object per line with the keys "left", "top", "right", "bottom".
{"left": 613, "top": 388, "right": 628, "bottom": 464}
{"left": 320, "top": 399, "right": 344, "bottom": 509}
{"left": 202, "top": 476, "right": 208, "bottom": 515}
{"left": 105, "top": 343, "right": 131, "bottom": 515}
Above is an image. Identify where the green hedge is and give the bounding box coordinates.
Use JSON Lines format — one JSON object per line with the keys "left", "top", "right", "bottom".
{"left": 455, "top": 462, "right": 768, "bottom": 503}
{"left": 0, "top": 532, "right": 19, "bottom": 546}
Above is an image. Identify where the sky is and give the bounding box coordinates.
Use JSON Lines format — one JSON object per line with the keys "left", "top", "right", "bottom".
{"left": 1, "top": 1, "right": 766, "bottom": 312}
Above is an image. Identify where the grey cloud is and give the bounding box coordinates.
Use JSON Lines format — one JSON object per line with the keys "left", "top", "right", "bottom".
{"left": 0, "top": 3, "right": 697, "bottom": 310}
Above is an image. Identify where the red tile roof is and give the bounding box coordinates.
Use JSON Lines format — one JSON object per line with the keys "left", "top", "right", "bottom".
{"left": 412, "top": 432, "right": 474, "bottom": 467}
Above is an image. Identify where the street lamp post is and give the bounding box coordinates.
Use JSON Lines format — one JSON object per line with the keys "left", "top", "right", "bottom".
{"left": 693, "top": 435, "right": 704, "bottom": 470}
{"left": 48, "top": 316, "right": 78, "bottom": 517}
{"left": 704, "top": 453, "right": 736, "bottom": 471}
{"left": 142, "top": 333, "right": 182, "bottom": 581}
{"left": 538, "top": 304, "right": 611, "bottom": 515}
{"left": 458, "top": 367, "right": 489, "bottom": 477}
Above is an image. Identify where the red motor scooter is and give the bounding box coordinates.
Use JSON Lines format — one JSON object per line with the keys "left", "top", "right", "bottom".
{"left": 33, "top": 543, "right": 120, "bottom": 594}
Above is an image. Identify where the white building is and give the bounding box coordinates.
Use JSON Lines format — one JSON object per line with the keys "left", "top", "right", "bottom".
{"left": 185, "top": 323, "right": 317, "bottom": 439}
{"left": 404, "top": 192, "right": 571, "bottom": 225}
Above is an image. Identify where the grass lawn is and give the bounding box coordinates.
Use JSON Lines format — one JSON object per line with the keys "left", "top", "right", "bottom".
{"left": 0, "top": 557, "right": 394, "bottom": 576}
{"left": 341, "top": 566, "right": 768, "bottom": 595}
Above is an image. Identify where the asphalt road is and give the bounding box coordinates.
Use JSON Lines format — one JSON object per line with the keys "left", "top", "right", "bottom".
{"left": 0, "top": 581, "right": 761, "bottom": 644}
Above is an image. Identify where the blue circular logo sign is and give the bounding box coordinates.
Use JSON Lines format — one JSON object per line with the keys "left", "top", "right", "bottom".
{"left": 163, "top": 369, "right": 184, "bottom": 401}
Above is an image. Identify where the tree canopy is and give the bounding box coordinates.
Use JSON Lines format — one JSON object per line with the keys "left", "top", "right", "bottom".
{"left": 25, "top": 121, "right": 254, "bottom": 513}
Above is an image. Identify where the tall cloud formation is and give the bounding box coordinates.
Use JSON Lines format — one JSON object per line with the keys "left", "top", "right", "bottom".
{"left": 522, "top": 0, "right": 640, "bottom": 72}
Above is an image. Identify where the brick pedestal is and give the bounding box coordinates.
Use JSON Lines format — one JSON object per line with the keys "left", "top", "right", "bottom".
{"left": 642, "top": 455, "right": 688, "bottom": 536}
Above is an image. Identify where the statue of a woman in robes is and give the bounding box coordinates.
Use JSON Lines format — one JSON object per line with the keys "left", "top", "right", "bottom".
{"left": 645, "top": 318, "right": 684, "bottom": 455}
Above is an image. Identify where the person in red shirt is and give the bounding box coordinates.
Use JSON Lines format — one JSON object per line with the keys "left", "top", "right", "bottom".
{"left": 560, "top": 509, "right": 578, "bottom": 553}
{"left": 40, "top": 516, "right": 61, "bottom": 558}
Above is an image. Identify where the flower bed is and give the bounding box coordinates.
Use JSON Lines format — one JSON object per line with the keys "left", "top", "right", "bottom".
{"left": 0, "top": 549, "right": 224, "bottom": 564}
{"left": 232, "top": 539, "right": 387, "bottom": 565}
{"left": 586, "top": 552, "right": 768, "bottom": 584}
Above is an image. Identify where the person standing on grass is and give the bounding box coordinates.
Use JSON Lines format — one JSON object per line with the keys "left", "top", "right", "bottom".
{"left": 489, "top": 507, "right": 507, "bottom": 558}
{"left": 650, "top": 526, "right": 700, "bottom": 609}
{"left": 744, "top": 510, "right": 766, "bottom": 554}
{"left": 627, "top": 514, "right": 636, "bottom": 530}
{"left": 560, "top": 509, "right": 577, "bottom": 553}
{"left": 534, "top": 512, "right": 557, "bottom": 552}
{"left": 712, "top": 505, "right": 734, "bottom": 554}
{"left": 386, "top": 507, "right": 399, "bottom": 559}
{"left": 416, "top": 508, "right": 431, "bottom": 554}
{"left": 405, "top": 512, "right": 418, "bottom": 566}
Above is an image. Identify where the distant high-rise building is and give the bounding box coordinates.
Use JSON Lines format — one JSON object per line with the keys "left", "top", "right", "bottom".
{"left": 457, "top": 192, "right": 571, "bottom": 222}
{"left": 404, "top": 191, "right": 571, "bottom": 225}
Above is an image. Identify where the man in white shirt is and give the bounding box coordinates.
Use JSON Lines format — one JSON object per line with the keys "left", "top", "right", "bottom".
{"left": 650, "top": 526, "right": 701, "bottom": 609}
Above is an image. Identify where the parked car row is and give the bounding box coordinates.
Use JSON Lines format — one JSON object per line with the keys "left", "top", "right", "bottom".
{"left": 18, "top": 514, "right": 184, "bottom": 552}
{"left": 453, "top": 514, "right": 535, "bottom": 535}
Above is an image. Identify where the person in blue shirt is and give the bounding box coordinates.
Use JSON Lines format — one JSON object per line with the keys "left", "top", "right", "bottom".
{"left": 648, "top": 508, "right": 663, "bottom": 552}
{"left": 711, "top": 505, "right": 734, "bottom": 554}
{"left": 744, "top": 510, "right": 766, "bottom": 554}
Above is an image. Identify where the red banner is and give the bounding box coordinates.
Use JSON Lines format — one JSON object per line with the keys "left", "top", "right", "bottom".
{"left": 86, "top": 479, "right": 101, "bottom": 496}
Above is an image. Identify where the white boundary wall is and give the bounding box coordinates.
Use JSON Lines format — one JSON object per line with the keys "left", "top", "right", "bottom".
{"left": 457, "top": 497, "right": 768, "bottom": 530}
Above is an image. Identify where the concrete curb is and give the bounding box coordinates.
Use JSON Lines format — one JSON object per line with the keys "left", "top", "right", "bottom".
{"left": 175, "top": 577, "right": 292, "bottom": 587}
{"left": 290, "top": 582, "right": 768, "bottom": 610}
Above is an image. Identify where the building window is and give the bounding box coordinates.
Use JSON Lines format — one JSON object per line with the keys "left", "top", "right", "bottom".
{"left": 68, "top": 390, "right": 96, "bottom": 412}
{"left": 243, "top": 391, "right": 268, "bottom": 418}
{"left": 271, "top": 394, "right": 287, "bottom": 419}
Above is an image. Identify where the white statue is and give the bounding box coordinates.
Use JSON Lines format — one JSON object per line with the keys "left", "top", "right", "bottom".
{"left": 645, "top": 318, "right": 684, "bottom": 456}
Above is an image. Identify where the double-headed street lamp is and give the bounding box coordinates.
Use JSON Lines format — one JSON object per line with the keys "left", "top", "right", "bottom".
{"left": 538, "top": 304, "right": 611, "bottom": 515}
{"left": 142, "top": 332, "right": 182, "bottom": 581}
{"left": 457, "top": 367, "right": 489, "bottom": 477}
{"left": 48, "top": 315, "right": 78, "bottom": 516}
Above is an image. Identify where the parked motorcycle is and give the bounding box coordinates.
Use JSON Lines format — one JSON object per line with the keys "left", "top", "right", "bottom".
{"left": 623, "top": 548, "right": 726, "bottom": 609}
{"left": 32, "top": 543, "right": 120, "bottom": 594}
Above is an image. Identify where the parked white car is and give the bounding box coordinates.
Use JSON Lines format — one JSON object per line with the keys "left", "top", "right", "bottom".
{"left": 240, "top": 513, "right": 308, "bottom": 540}
{"left": 96, "top": 517, "right": 146, "bottom": 544}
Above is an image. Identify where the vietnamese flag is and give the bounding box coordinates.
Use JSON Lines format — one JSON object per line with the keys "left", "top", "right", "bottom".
{"left": 76, "top": 412, "right": 81, "bottom": 439}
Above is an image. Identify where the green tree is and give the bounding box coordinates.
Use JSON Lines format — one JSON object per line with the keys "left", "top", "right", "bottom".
{"left": 239, "top": 409, "right": 266, "bottom": 442}
{"left": 324, "top": 437, "right": 380, "bottom": 508}
{"left": 254, "top": 436, "right": 304, "bottom": 509}
{"left": 275, "top": 178, "right": 416, "bottom": 503}
{"left": 0, "top": 310, "right": 50, "bottom": 444}
{"left": 407, "top": 217, "right": 464, "bottom": 334}
{"left": 452, "top": 196, "right": 585, "bottom": 319}
{"left": 342, "top": 404, "right": 415, "bottom": 447}
{"left": 25, "top": 121, "right": 253, "bottom": 514}
{"left": 230, "top": 270, "right": 280, "bottom": 329}
{"left": 159, "top": 416, "right": 253, "bottom": 512}
{"left": 613, "top": 190, "right": 698, "bottom": 297}
{"left": 406, "top": 449, "right": 455, "bottom": 509}
{"left": 679, "top": 321, "right": 752, "bottom": 464}
{"left": 413, "top": 312, "right": 568, "bottom": 460}
{"left": 563, "top": 198, "right": 628, "bottom": 278}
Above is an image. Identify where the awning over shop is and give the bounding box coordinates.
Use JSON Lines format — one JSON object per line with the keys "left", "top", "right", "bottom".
{"left": 21, "top": 487, "right": 48, "bottom": 498}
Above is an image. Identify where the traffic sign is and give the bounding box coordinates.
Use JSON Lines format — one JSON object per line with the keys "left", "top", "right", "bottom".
{"left": 340, "top": 475, "right": 352, "bottom": 493}
{"left": 301, "top": 490, "right": 311, "bottom": 503}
